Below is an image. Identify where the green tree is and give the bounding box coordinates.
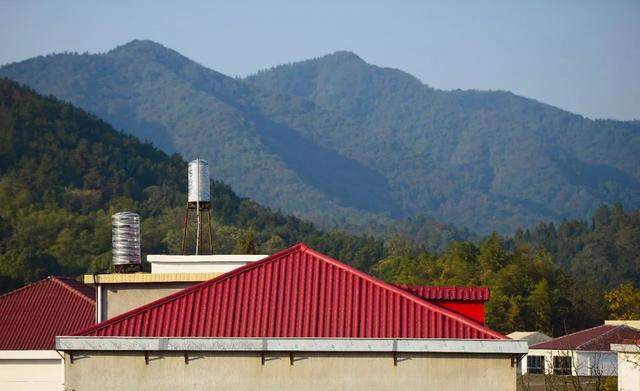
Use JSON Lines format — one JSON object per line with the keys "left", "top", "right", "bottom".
{"left": 527, "top": 279, "right": 552, "bottom": 334}
{"left": 235, "top": 231, "right": 257, "bottom": 254}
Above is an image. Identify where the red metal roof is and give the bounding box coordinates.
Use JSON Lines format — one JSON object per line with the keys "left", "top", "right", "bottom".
{"left": 530, "top": 324, "right": 640, "bottom": 351}
{"left": 77, "top": 243, "right": 505, "bottom": 339}
{"left": 0, "top": 276, "right": 95, "bottom": 350}
{"left": 398, "top": 285, "right": 490, "bottom": 302}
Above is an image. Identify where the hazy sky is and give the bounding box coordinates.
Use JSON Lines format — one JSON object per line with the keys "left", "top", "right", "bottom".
{"left": 1, "top": 0, "right": 639, "bottom": 120}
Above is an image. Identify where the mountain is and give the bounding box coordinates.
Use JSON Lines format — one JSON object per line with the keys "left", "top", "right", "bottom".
{"left": 2, "top": 41, "right": 639, "bottom": 233}
{"left": 2, "top": 79, "right": 638, "bottom": 333}
{"left": 0, "top": 78, "right": 384, "bottom": 292}
{"left": 0, "top": 41, "right": 402, "bottom": 230}
{"left": 247, "top": 51, "right": 640, "bottom": 232}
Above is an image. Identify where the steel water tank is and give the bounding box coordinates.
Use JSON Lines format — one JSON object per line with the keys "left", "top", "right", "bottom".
{"left": 188, "top": 159, "right": 210, "bottom": 202}
{"left": 111, "top": 211, "right": 141, "bottom": 266}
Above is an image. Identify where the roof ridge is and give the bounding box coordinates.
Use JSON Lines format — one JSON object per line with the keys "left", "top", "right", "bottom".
{"left": 529, "top": 324, "right": 615, "bottom": 349}
{"left": 399, "top": 285, "right": 490, "bottom": 292}
{"left": 51, "top": 277, "right": 96, "bottom": 305}
{"left": 576, "top": 324, "right": 627, "bottom": 350}
{"left": 75, "top": 244, "right": 307, "bottom": 336}
{"left": 303, "top": 247, "right": 504, "bottom": 339}
{"left": 398, "top": 285, "right": 490, "bottom": 301}
{"left": 0, "top": 276, "right": 52, "bottom": 301}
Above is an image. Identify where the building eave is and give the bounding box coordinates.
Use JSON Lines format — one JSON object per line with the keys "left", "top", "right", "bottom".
{"left": 611, "top": 343, "right": 640, "bottom": 353}
{"left": 83, "top": 272, "right": 222, "bottom": 284}
{"left": 56, "top": 337, "right": 527, "bottom": 354}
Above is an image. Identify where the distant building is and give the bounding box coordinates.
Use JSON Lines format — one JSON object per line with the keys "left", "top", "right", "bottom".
{"left": 507, "top": 331, "right": 552, "bottom": 346}
{"left": 526, "top": 324, "right": 640, "bottom": 376}
{"left": 507, "top": 331, "right": 552, "bottom": 374}
{"left": 612, "top": 342, "right": 640, "bottom": 391}
{"left": 57, "top": 243, "right": 527, "bottom": 391}
{"left": 0, "top": 277, "right": 95, "bottom": 390}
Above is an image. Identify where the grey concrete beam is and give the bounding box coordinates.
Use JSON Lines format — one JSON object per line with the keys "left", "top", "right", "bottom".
{"left": 56, "top": 337, "right": 527, "bottom": 354}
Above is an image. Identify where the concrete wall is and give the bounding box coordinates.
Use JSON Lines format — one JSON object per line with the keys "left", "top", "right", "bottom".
{"left": 103, "top": 283, "right": 194, "bottom": 320}
{"left": 63, "top": 351, "right": 517, "bottom": 391}
{"left": 147, "top": 254, "right": 266, "bottom": 274}
{"left": 618, "top": 351, "right": 640, "bottom": 391}
{"left": 0, "top": 356, "right": 62, "bottom": 391}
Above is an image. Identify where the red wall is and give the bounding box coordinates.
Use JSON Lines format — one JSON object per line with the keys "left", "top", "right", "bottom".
{"left": 433, "top": 301, "right": 485, "bottom": 325}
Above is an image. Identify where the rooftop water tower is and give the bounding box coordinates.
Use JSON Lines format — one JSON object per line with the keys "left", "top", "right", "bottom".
{"left": 181, "top": 159, "right": 214, "bottom": 254}
{"left": 112, "top": 211, "right": 141, "bottom": 273}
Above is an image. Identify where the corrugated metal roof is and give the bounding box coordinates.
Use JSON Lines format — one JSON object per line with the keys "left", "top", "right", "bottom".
{"left": 77, "top": 243, "right": 505, "bottom": 339}
{"left": 0, "top": 276, "right": 95, "bottom": 350}
{"left": 398, "top": 285, "right": 490, "bottom": 301}
{"left": 530, "top": 324, "right": 640, "bottom": 351}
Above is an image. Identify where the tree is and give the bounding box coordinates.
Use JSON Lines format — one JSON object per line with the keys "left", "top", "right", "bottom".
{"left": 606, "top": 282, "right": 640, "bottom": 320}
{"left": 235, "top": 231, "right": 257, "bottom": 254}
{"left": 371, "top": 254, "right": 431, "bottom": 285}
{"left": 528, "top": 279, "right": 552, "bottom": 334}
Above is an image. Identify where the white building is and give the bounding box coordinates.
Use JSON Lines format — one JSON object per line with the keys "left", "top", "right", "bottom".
{"left": 524, "top": 324, "right": 640, "bottom": 377}
{"left": 612, "top": 343, "right": 640, "bottom": 391}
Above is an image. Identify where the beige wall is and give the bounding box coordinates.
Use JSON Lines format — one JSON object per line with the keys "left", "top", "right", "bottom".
{"left": 103, "top": 283, "right": 195, "bottom": 320}
{"left": 0, "top": 358, "right": 62, "bottom": 391}
{"left": 618, "top": 351, "right": 640, "bottom": 391}
{"left": 64, "top": 351, "right": 516, "bottom": 391}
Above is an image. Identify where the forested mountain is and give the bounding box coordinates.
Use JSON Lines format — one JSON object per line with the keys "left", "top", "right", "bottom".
{"left": 0, "top": 78, "right": 383, "bottom": 293}
{"left": 0, "top": 41, "right": 395, "bottom": 233}
{"left": 1, "top": 40, "right": 639, "bottom": 234}
{"left": 247, "top": 52, "right": 640, "bottom": 232}
{"left": 1, "top": 79, "right": 639, "bottom": 334}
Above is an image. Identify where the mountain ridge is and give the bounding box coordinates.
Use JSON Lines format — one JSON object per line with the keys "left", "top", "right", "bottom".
{"left": 2, "top": 40, "right": 638, "bottom": 233}
{"left": 0, "top": 78, "right": 394, "bottom": 292}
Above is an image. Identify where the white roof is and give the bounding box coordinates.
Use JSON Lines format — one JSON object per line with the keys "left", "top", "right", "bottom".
{"left": 507, "top": 331, "right": 552, "bottom": 345}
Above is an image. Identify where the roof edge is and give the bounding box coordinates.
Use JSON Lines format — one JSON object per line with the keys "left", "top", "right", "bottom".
{"left": 0, "top": 276, "right": 94, "bottom": 305}
{"left": 398, "top": 285, "right": 490, "bottom": 301}
{"left": 529, "top": 324, "right": 617, "bottom": 350}
{"left": 303, "top": 246, "right": 505, "bottom": 339}
{"left": 57, "top": 337, "right": 528, "bottom": 354}
{"left": 575, "top": 324, "right": 631, "bottom": 350}
{"left": 52, "top": 277, "right": 96, "bottom": 305}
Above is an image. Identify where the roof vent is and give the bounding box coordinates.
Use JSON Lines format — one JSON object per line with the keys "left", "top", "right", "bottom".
{"left": 112, "top": 211, "right": 141, "bottom": 272}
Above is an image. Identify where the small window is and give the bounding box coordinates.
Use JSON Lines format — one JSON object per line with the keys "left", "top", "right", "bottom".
{"left": 527, "top": 355, "right": 544, "bottom": 374}
{"left": 553, "top": 356, "right": 572, "bottom": 375}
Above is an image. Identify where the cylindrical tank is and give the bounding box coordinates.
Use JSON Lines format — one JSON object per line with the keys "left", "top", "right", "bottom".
{"left": 112, "top": 212, "right": 141, "bottom": 266}
{"left": 188, "top": 159, "right": 210, "bottom": 202}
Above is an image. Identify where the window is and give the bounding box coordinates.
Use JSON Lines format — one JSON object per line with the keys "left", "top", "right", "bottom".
{"left": 553, "top": 356, "right": 572, "bottom": 375}
{"left": 527, "top": 355, "right": 544, "bottom": 374}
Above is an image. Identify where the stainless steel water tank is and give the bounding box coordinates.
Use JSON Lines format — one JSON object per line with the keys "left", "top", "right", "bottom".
{"left": 112, "top": 211, "right": 141, "bottom": 266}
